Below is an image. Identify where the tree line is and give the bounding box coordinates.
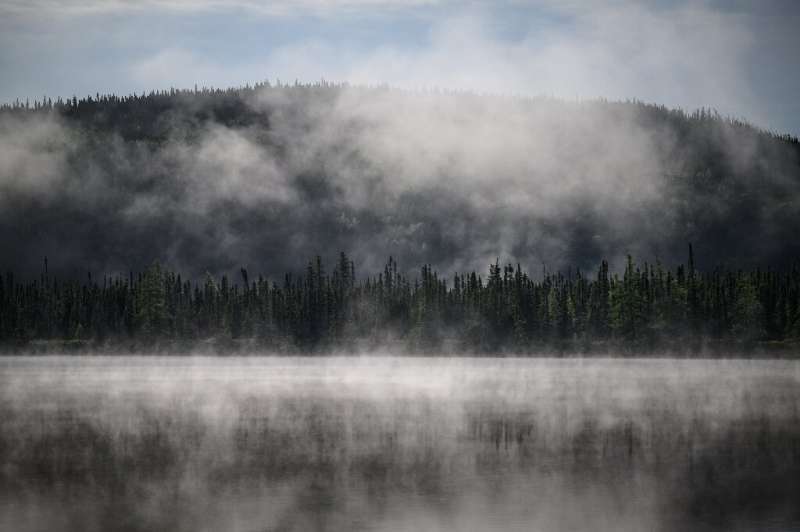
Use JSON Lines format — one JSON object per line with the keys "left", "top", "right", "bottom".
{"left": 3, "top": 81, "right": 798, "bottom": 146}
{"left": 1, "top": 248, "right": 798, "bottom": 354}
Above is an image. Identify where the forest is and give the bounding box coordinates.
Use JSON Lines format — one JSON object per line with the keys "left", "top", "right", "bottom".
{"left": 1, "top": 248, "right": 798, "bottom": 354}
{"left": 2, "top": 83, "right": 799, "bottom": 353}
{"left": 1, "top": 82, "right": 799, "bottom": 280}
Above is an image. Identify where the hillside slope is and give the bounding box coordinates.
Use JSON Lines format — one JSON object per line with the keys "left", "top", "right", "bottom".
{"left": 1, "top": 83, "right": 798, "bottom": 278}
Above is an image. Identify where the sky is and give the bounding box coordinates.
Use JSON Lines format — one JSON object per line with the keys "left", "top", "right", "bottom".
{"left": 0, "top": 0, "right": 798, "bottom": 136}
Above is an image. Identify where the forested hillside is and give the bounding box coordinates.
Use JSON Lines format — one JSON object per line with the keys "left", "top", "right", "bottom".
{"left": 1, "top": 82, "right": 799, "bottom": 280}
{"left": 2, "top": 250, "right": 798, "bottom": 354}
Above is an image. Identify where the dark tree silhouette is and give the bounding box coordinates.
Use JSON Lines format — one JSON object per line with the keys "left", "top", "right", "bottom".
{"left": 1, "top": 250, "right": 798, "bottom": 354}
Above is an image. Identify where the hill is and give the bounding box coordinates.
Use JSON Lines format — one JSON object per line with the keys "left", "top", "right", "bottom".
{"left": 1, "top": 82, "right": 799, "bottom": 278}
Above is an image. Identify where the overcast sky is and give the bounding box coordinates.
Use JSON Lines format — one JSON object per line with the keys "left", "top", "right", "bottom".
{"left": 1, "top": 0, "right": 798, "bottom": 135}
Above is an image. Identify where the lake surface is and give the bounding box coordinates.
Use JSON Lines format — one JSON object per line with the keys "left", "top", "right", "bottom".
{"left": 1, "top": 356, "right": 799, "bottom": 532}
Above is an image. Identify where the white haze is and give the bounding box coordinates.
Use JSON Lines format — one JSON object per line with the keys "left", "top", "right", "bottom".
{"left": 1, "top": 355, "right": 799, "bottom": 531}
{"left": 125, "top": 2, "right": 769, "bottom": 131}
{"left": 1, "top": 82, "right": 797, "bottom": 278}
{"left": 2, "top": 2, "right": 799, "bottom": 136}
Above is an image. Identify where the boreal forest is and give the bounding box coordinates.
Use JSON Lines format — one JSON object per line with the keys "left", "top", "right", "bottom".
{"left": 1, "top": 249, "right": 798, "bottom": 353}
{"left": 1, "top": 82, "right": 799, "bottom": 353}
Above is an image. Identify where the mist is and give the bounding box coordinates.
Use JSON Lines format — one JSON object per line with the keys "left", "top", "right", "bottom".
{"left": 3, "top": 2, "right": 800, "bottom": 531}
{"left": 2, "top": 356, "right": 798, "bottom": 532}
{"left": 2, "top": 84, "right": 799, "bottom": 280}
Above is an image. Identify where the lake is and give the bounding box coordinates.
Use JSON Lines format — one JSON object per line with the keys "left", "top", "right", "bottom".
{"left": 1, "top": 356, "right": 799, "bottom": 531}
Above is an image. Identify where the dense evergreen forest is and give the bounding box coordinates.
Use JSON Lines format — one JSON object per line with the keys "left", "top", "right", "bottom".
{"left": 1, "top": 82, "right": 799, "bottom": 280}
{"left": 2, "top": 248, "right": 798, "bottom": 354}
{"left": 2, "top": 83, "right": 799, "bottom": 353}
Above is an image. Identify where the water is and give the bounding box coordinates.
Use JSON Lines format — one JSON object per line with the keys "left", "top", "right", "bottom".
{"left": 1, "top": 356, "right": 799, "bottom": 532}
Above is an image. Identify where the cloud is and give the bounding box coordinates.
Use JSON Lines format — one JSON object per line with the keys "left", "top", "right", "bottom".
{"left": 342, "top": 4, "right": 759, "bottom": 123}
{"left": 126, "top": 1, "right": 765, "bottom": 130}
{"left": 130, "top": 49, "right": 236, "bottom": 89}
{"left": 0, "top": 0, "right": 443, "bottom": 17}
{"left": 4, "top": 1, "right": 799, "bottom": 134}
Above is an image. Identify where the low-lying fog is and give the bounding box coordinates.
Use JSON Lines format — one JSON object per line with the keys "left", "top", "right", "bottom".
{"left": 1, "top": 355, "right": 799, "bottom": 532}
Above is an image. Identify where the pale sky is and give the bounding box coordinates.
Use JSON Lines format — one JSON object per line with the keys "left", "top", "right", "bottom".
{"left": 1, "top": 0, "right": 798, "bottom": 135}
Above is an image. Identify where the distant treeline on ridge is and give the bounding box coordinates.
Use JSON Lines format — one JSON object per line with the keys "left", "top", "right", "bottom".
{"left": 2, "top": 248, "right": 798, "bottom": 354}
{"left": 2, "top": 81, "right": 800, "bottom": 280}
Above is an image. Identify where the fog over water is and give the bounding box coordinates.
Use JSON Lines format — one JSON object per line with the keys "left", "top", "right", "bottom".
{"left": 1, "top": 355, "right": 799, "bottom": 531}
{"left": 2, "top": 3, "right": 799, "bottom": 531}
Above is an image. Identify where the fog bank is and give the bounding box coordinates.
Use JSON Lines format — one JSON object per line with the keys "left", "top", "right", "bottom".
{"left": 2, "top": 85, "right": 799, "bottom": 279}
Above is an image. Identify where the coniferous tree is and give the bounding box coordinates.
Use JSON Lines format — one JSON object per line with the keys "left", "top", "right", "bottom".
{"left": 0, "top": 251, "right": 797, "bottom": 354}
